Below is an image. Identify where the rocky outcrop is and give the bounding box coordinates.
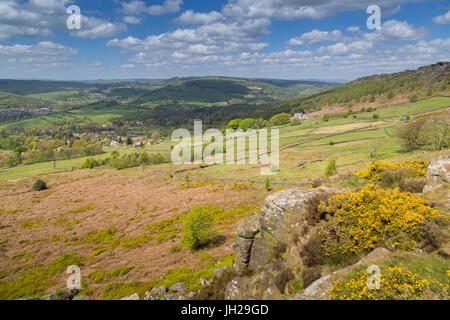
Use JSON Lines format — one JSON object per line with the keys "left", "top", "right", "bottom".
{"left": 293, "top": 247, "right": 391, "bottom": 300}
{"left": 424, "top": 155, "right": 450, "bottom": 192}
{"left": 233, "top": 187, "right": 338, "bottom": 274}
{"left": 227, "top": 187, "right": 340, "bottom": 300}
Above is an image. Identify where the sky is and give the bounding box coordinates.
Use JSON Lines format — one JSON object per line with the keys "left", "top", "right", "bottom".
{"left": 0, "top": 0, "right": 449, "bottom": 81}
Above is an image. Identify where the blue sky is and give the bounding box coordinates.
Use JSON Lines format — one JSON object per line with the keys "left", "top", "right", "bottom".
{"left": 0, "top": 0, "right": 449, "bottom": 80}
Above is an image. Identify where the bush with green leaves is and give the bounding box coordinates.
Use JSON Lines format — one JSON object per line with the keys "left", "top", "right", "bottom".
{"left": 33, "top": 179, "right": 48, "bottom": 191}
{"left": 325, "top": 159, "right": 337, "bottom": 177}
{"left": 182, "top": 207, "right": 219, "bottom": 251}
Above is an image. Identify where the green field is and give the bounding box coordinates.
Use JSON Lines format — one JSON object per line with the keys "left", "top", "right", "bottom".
{"left": 1, "top": 96, "right": 448, "bottom": 182}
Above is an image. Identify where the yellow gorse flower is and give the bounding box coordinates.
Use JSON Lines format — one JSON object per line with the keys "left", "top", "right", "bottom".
{"left": 329, "top": 267, "right": 447, "bottom": 300}
{"left": 355, "top": 160, "right": 427, "bottom": 181}
{"left": 320, "top": 184, "right": 440, "bottom": 256}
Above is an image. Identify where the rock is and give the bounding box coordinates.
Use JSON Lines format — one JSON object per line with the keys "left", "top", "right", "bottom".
{"left": 41, "top": 293, "right": 56, "bottom": 300}
{"left": 161, "top": 293, "right": 177, "bottom": 300}
{"left": 185, "top": 292, "right": 196, "bottom": 299}
{"left": 72, "top": 295, "right": 90, "bottom": 300}
{"left": 213, "top": 266, "right": 229, "bottom": 278}
{"left": 237, "top": 215, "right": 261, "bottom": 239}
{"left": 248, "top": 231, "right": 278, "bottom": 271}
{"left": 225, "top": 278, "right": 250, "bottom": 300}
{"left": 233, "top": 187, "right": 340, "bottom": 274}
{"left": 200, "top": 278, "right": 211, "bottom": 287}
{"left": 120, "top": 293, "right": 140, "bottom": 300}
{"left": 296, "top": 275, "right": 333, "bottom": 300}
{"left": 16, "top": 297, "right": 40, "bottom": 300}
{"left": 170, "top": 282, "right": 186, "bottom": 294}
{"left": 58, "top": 289, "right": 79, "bottom": 300}
{"left": 424, "top": 156, "right": 450, "bottom": 192}
{"left": 151, "top": 285, "right": 167, "bottom": 296}
{"left": 293, "top": 247, "right": 392, "bottom": 300}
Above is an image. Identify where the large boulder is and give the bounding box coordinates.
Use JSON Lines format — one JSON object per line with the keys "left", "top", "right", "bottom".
{"left": 233, "top": 187, "right": 339, "bottom": 274}
{"left": 424, "top": 155, "right": 450, "bottom": 192}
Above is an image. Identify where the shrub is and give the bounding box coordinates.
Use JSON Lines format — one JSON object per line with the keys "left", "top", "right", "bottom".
{"left": 81, "top": 158, "right": 100, "bottom": 169}
{"left": 355, "top": 160, "right": 427, "bottom": 181}
{"left": 329, "top": 266, "right": 447, "bottom": 300}
{"left": 325, "top": 159, "right": 337, "bottom": 177}
{"left": 182, "top": 207, "right": 219, "bottom": 251}
{"left": 32, "top": 179, "right": 48, "bottom": 191}
{"left": 264, "top": 177, "right": 271, "bottom": 191}
{"left": 275, "top": 268, "right": 295, "bottom": 293}
{"left": 318, "top": 184, "right": 441, "bottom": 259}
{"left": 399, "top": 178, "right": 426, "bottom": 193}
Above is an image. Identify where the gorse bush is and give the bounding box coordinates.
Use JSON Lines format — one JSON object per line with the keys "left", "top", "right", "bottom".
{"left": 182, "top": 207, "right": 219, "bottom": 251}
{"left": 355, "top": 160, "right": 427, "bottom": 181}
{"left": 317, "top": 184, "right": 441, "bottom": 259}
{"left": 329, "top": 266, "right": 448, "bottom": 300}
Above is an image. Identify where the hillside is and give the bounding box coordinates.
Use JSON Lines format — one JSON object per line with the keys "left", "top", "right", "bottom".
{"left": 269, "top": 62, "right": 450, "bottom": 115}
{"left": 131, "top": 77, "right": 332, "bottom": 107}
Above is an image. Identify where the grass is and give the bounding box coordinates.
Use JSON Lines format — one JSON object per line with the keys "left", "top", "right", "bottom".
{"left": 0, "top": 253, "right": 85, "bottom": 300}
{"left": 102, "top": 255, "right": 235, "bottom": 300}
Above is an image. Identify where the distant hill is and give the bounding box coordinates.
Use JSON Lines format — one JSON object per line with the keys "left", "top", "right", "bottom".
{"left": 131, "top": 76, "right": 333, "bottom": 106}
{"left": 268, "top": 62, "right": 450, "bottom": 114}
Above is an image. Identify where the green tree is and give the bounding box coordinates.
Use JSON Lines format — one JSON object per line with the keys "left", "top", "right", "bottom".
{"left": 182, "top": 207, "right": 218, "bottom": 251}
{"left": 270, "top": 113, "right": 291, "bottom": 126}
{"left": 227, "top": 119, "right": 243, "bottom": 130}
{"left": 238, "top": 118, "right": 256, "bottom": 131}
{"left": 151, "top": 131, "right": 161, "bottom": 140}
{"left": 325, "top": 159, "right": 337, "bottom": 177}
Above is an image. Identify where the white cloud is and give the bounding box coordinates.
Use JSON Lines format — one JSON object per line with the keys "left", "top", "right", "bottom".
{"left": 122, "top": 0, "right": 183, "bottom": 16}
{"left": 0, "top": 0, "right": 124, "bottom": 41}
{"left": 0, "top": 41, "right": 77, "bottom": 71}
{"left": 380, "top": 20, "right": 427, "bottom": 40}
{"left": 287, "top": 29, "right": 342, "bottom": 46}
{"left": 70, "top": 16, "right": 127, "bottom": 39}
{"left": 222, "top": 0, "right": 415, "bottom": 20}
{"left": 432, "top": 11, "right": 450, "bottom": 24}
{"left": 346, "top": 26, "right": 360, "bottom": 32}
{"left": 123, "top": 16, "right": 142, "bottom": 24}
{"left": 177, "top": 10, "right": 224, "bottom": 25}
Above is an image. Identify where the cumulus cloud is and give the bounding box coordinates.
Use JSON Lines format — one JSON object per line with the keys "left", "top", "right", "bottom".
{"left": 176, "top": 10, "right": 224, "bottom": 25}
{"left": 346, "top": 26, "right": 360, "bottom": 32}
{"left": 0, "top": 0, "right": 125, "bottom": 41}
{"left": 123, "top": 16, "right": 142, "bottom": 24}
{"left": 70, "top": 16, "right": 127, "bottom": 39}
{"left": 287, "top": 29, "right": 342, "bottom": 46}
{"left": 0, "top": 41, "right": 77, "bottom": 71}
{"left": 222, "top": 0, "right": 414, "bottom": 20}
{"left": 122, "top": 0, "right": 183, "bottom": 16}
{"left": 432, "top": 11, "right": 450, "bottom": 24}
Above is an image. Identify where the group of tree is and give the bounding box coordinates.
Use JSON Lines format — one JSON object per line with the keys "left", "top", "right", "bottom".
{"left": 81, "top": 151, "right": 169, "bottom": 170}
{"left": 396, "top": 114, "right": 449, "bottom": 152}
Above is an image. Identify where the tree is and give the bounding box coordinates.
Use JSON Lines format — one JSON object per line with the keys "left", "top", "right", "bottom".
{"left": 270, "top": 113, "right": 291, "bottom": 126}
{"left": 238, "top": 118, "right": 256, "bottom": 131}
{"left": 182, "top": 207, "right": 218, "bottom": 251}
{"left": 126, "top": 137, "right": 133, "bottom": 145}
{"left": 227, "top": 119, "right": 243, "bottom": 130}
{"left": 396, "top": 119, "right": 426, "bottom": 152}
{"left": 325, "top": 159, "right": 337, "bottom": 177}
{"left": 151, "top": 131, "right": 161, "bottom": 140}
